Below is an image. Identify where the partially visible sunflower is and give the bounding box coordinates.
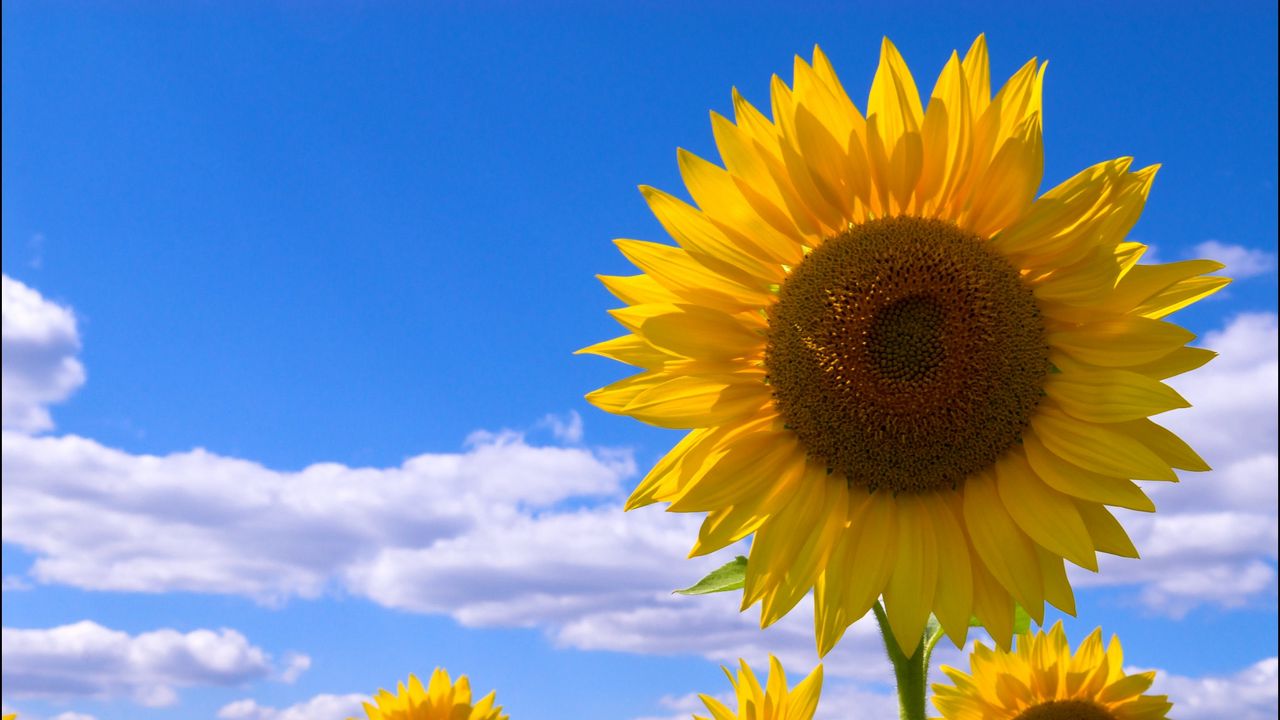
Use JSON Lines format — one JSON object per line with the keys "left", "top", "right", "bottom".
{"left": 582, "top": 35, "right": 1228, "bottom": 656}
{"left": 696, "top": 655, "right": 823, "bottom": 720}
{"left": 351, "top": 669, "right": 507, "bottom": 720}
{"left": 932, "top": 621, "right": 1172, "bottom": 719}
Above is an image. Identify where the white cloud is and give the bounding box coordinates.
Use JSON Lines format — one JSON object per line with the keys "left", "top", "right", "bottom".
{"left": 1149, "top": 657, "right": 1278, "bottom": 719}
{"left": 1194, "top": 240, "right": 1275, "bottom": 278}
{"left": 0, "top": 621, "right": 297, "bottom": 707}
{"left": 1, "top": 275, "right": 85, "bottom": 433}
{"left": 1, "top": 430, "right": 633, "bottom": 602}
{"left": 279, "top": 653, "right": 311, "bottom": 684}
{"left": 217, "top": 694, "right": 369, "bottom": 720}
{"left": 540, "top": 410, "right": 585, "bottom": 444}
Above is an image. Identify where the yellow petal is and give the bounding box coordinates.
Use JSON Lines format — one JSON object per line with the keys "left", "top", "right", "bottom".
{"left": 733, "top": 89, "right": 828, "bottom": 239}
{"left": 970, "top": 549, "right": 1016, "bottom": 650}
{"left": 1112, "top": 345, "right": 1217, "bottom": 381}
{"left": 960, "top": 35, "right": 991, "bottom": 118}
{"left": 597, "top": 273, "right": 678, "bottom": 306}
{"left": 787, "top": 663, "right": 824, "bottom": 720}
{"left": 918, "top": 51, "right": 973, "bottom": 217}
{"left": 709, "top": 110, "right": 814, "bottom": 242}
{"left": 963, "top": 469, "right": 1044, "bottom": 616}
{"left": 964, "top": 58, "right": 1039, "bottom": 189}
{"left": 576, "top": 334, "right": 673, "bottom": 370}
{"left": 1032, "top": 244, "right": 1123, "bottom": 308}
{"left": 1075, "top": 501, "right": 1139, "bottom": 558}
{"left": 761, "top": 473, "right": 848, "bottom": 625}
{"left": 1044, "top": 368, "right": 1190, "bottom": 423}
{"left": 995, "top": 450, "right": 1099, "bottom": 571}
{"left": 867, "top": 38, "right": 925, "bottom": 212}
{"left": 630, "top": 193, "right": 782, "bottom": 294}
{"left": 867, "top": 37, "right": 924, "bottom": 154}
{"left": 816, "top": 489, "right": 897, "bottom": 656}
{"left": 1114, "top": 418, "right": 1211, "bottom": 472}
{"left": 668, "top": 428, "right": 800, "bottom": 513}
{"left": 925, "top": 494, "right": 973, "bottom": 646}
{"left": 585, "top": 370, "right": 665, "bottom": 413}
{"left": 771, "top": 75, "right": 846, "bottom": 230}
{"left": 743, "top": 470, "right": 827, "bottom": 607}
{"left": 1048, "top": 316, "right": 1195, "bottom": 367}
{"left": 1022, "top": 429, "right": 1156, "bottom": 512}
{"left": 676, "top": 148, "right": 804, "bottom": 265}
{"left": 883, "top": 493, "right": 938, "bottom": 656}
{"left": 639, "top": 305, "right": 763, "bottom": 361}
{"left": 1103, "top": 259, "right": 1226, "bottom": 315}
{"left": 690, "top": 457, "right": 805, "bottom": 555}
{"left": 1099, "top": 671, "right": 1156, "bottom": 703}
{"left": 1029, "top": 406, "right": 1178, "bottom": 481}
{"left": 962, "top": 112, "right": 1043, "bottom": 238}
{"left": 1035, "top": 544, "right": 1076, "bottom": 615}
{"left": 1135, "top": 275, "right": 1232, "bottom": 319}
{"left": 623, "top": 374, "right": 769, "bottom": 429}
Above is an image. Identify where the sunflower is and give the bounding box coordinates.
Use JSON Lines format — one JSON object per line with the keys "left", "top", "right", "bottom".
{"left": 351, "top": 669, "right": 507, "bottom": 720}
{"left": 581, "top": 35, "right": 1229, "bottom": 656}
{"left": 696, "top": 655, "right": 823, "bottom": 720}
{"left": 932, "top": 621, "right": 1172, "bottom": 719}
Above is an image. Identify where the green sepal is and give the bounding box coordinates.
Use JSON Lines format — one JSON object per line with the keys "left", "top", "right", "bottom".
{"left": 674, "top": 555, "right": 747, "bottom": 595}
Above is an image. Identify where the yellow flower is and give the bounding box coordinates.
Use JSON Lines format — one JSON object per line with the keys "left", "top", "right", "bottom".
{"left": 933, "top": 621, "right": 1172, "bottom": 719}
{"left": 696, "top": 655, "right": 823, "bottom": 720}
{"left": 351, "top": 669, "right": 507, "bottom": 720}
{"left": 582, "top": 35, "right": 1228, "bottom": 656}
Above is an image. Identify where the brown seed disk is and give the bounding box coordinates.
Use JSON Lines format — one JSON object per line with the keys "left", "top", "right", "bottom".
{"left": 1013, "top": 700, "right": 1118, "bottom": 720}
{"left": 764, "top": 216, "right": 1049, "bottom": 494}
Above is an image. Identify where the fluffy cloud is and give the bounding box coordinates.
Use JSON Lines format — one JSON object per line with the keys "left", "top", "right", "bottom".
{"left": 0, "top": 621, "right": 297, "bottom": 707}
{"left": 2, "top": 430, "right": 633, "bottom": 602}
{"left": 1150, "top": 657, "right": 1278, "bottom": 720}
{"left": 1, "top": 275, "right": 85, "bottom": 433}
{"left": 217, "top": 694, "right": 369, "bottom": 720}
{"left": 1194, "top": 240, "right": 1274, "bottom": 279}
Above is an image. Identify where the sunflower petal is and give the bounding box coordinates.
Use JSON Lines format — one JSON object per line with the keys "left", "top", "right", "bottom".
{"left": 1029, "top": 406, "right": 1177, "bottom": 481}
{"left": 1044, "top": 367, "right": 1189, "bottom": 423}
{"left": 995, "top": 450, "right": 1099, "bottom": 571}
{"left": 1022, "top": 429, "right": 1156, "bottom": 511}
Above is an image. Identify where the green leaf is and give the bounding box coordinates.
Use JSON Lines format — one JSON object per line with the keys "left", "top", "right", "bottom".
{"left": 674, "top": 556, "right": 747, "bottom": 595}
{"left": 1012, "top": 604, "right": 1033, "bottom": 634}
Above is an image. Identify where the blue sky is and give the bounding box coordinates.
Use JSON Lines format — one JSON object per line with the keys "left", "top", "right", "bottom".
{"left": 2, "top": 2, "right": 1276, "bottom": 719}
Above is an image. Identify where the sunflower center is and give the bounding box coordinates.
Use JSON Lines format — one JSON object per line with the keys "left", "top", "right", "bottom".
{"left": 764, "top": 216, "right": 1049, "bottom": 494}
{"left": 1013, "top": 700, "right": 1117, "bottom": 720}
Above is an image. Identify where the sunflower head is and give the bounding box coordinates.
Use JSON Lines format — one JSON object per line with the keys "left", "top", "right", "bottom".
{"left": 351, "top": 669, "right": 507, "bottom": 720}
{"left": 932, "top": 621, "right": 1173, "bottom": 719}
{"left": 582, "top": 34, "right": 1228, "bottom": 657}
{"left": 695, "top": 655, "right": 823, "bottom": 720}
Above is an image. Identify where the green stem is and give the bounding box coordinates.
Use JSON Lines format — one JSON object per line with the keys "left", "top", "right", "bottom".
{"left": 872, "top": 602, "right": 945, "bottom": 720}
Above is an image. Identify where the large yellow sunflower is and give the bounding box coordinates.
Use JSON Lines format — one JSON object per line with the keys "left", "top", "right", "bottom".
{"left": 696, "top": 655, "right": 823, "bottom": 720}
{"left": 581, "top": 35, "right": 1229, "bottom": 656}
{"left": 932, "top": 622, "right": 1172, "bottom": 719}
{"left": 351, "top": 669, "right": 507, "bottom": 720}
